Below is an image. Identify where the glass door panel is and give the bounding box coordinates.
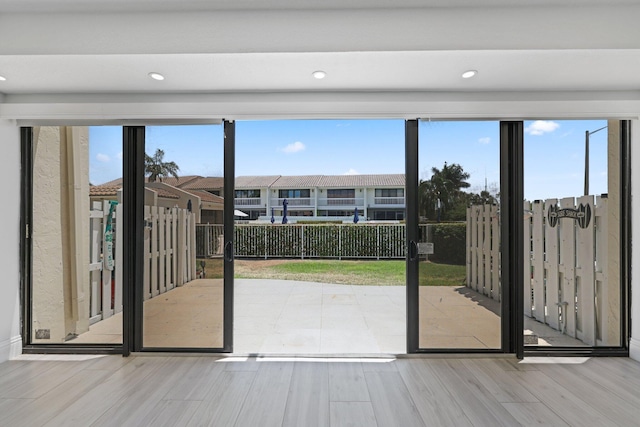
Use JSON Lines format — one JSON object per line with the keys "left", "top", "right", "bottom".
{"left": 417, "top": 121, "right": 501, "bottom": 349}
{"left": 31, "top": 126, "right": 124, "bottom": 345}
{"left": 523, "top": 119, "right": 621, "bottom": 348}
{"left": 141, "top": 124, "right": 226, "bottom": 349}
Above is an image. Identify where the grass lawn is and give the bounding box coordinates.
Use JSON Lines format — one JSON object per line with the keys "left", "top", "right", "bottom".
{"left": 202, "top": 259, "right": 466, "bottom": 286}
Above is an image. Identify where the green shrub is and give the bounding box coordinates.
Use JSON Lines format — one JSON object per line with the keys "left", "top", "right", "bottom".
{"left": 430, "top": 223, "right": 466, "bottom": 265}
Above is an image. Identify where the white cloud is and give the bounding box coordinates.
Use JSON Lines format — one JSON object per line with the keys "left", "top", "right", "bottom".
{"left": 96, "top": 153, "right": 110, "bottom": 162}
{"left": 478, "top": 137, "right": 491, "bottom": 145}
{"left": 116, "top": 151, "right": 123, "bottom": 160}
{"left": 525, "top": 120, "right": 560, "bottom": 136}
{"left": 281, "top": 141, "right": 305, "bottom": 153}
{"left": 343, "top": 168, "right": 359, "bottom": 175}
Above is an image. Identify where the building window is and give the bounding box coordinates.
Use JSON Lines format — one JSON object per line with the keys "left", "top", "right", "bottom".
{"left": 327, "top": 189, "right": 355, "bottom": 198}
{"left": 279, "top": 189, "right": 310, "bottom": 198}
{"left": 235, "top": 189, "right": 260, "bottom": 198}
{"left": 375, "top": 188, "right": 404, "bottom": 197}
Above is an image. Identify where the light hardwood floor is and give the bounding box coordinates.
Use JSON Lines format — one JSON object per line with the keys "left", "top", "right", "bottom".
{"left": 1, "top": 354, "right": 639, "bottom": 426}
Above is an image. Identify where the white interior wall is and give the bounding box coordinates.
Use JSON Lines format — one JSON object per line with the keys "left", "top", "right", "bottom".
{"left": 630, "top": 119, "right": 640, "bottom": 361}
{"left": 0, "top": 121, "right": 22, "bottom": 362}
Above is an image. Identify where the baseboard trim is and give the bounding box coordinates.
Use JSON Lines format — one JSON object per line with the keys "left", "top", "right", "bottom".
{"left": 629, "top": 337, "right": 640, "bottom": 362}
{"left": 0, "top": 335, "right": 22, "bottom": 362}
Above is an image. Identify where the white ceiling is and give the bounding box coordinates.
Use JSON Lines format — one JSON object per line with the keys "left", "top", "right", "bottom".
{"left": 1, "top": 1, "right": 639, "bottom": 120}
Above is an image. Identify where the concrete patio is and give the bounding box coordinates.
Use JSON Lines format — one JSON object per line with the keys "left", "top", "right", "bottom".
{"left": 70, "top": 279, "right": 583, "bottom": 352}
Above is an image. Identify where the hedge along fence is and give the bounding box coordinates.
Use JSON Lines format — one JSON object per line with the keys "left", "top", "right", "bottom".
{"left": 231, "top": 223, "right": 466, "bottom": 263}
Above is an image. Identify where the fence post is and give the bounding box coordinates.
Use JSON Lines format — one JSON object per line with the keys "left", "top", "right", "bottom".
{"left": 301, "top": 224, "right": 305, "bottom": 260}
{"left": 144, "top": 205, "right": 151, "bottom": 300}
{"left": 89, "top": 201, "right": 102, "bottom": 321}
{"left": 158, "top": 208, "right": 166, "bottom": 294}
{"left": 595, "top": 195, "right": 609, "bottom": 345}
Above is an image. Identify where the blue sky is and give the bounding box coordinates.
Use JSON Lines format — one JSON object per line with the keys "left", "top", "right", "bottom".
{"left": 89, "top": 119, "right": 609, "bottom": 201}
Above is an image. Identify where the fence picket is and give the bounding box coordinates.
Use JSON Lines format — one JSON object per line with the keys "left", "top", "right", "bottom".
{"left": 523, "top": 201, "right": 532, "bottom": 317}
{"left": 532, "top": 201, "right": 545, "bottom": 323}
{"left": 483, "top": 204, "right": 491, "bottom": 296}
{"left": 559, "top": 197, "right": 577, "bottom": 338}
{"left": 151, "top": 206, "right": 159, "bottom": 297}
{"left": 576, "top": 195, "right": 596, "bottom": 345}
{"left": 114, "top": 203, "right": 123, "bottom": 314}
{"left": 544, "top": 198, "right": 560, "bottom": 330}
{"left": 489, "top": 204, "right": 500, "bottom": 301}
{"left": 158, "top": 208, "right": 166, "bottom": 294}
{"left": 595, "top": 196, "right": 608, "bottom": 345}
{"left": 101, "top": 201, "right": 113, "bottom": 319}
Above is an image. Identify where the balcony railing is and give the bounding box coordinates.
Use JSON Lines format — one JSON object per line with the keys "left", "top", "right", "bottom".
{"left": 271, "top": 197, "right": 313, "bottom": 207}
{"left": 317, "top": 197, "right": 365, "bottom": 207}
{"left": 374, "top": 197, "right": 405, "bottom": 205}
{"left": 234, "top": 197, "right": 262, "bottom": 206}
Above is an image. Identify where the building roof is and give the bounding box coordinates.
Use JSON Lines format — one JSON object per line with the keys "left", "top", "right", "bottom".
{"left": 181, "top": 176, "right": 224, "bottom": 190}
{"left": 235, "top": 175, "right": 281, "bottom": 189}
{"left": 183, "top": 189, "right": 224, "bottom": 204}
{"left": 99, "top": 175, "right": 202, "bottom": 188}
{"left": 317, "top": 174, "right": 405, "bottom": 187}
{"left": 90, "top": 184, "right": 179, "bottom": 199}
{"left": 269, "top": 175, "right": 324, "bottom": 188}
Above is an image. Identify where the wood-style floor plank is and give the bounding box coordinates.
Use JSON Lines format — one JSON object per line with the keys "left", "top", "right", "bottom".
{"left": 233, "top": 361, "right": 294, "bottom": 427}
{"left": 364, "top": 371, "right": 425, "bottom": 427}
{"left": 501, "top": 402, "right": 570, "bottom": 426}
{"left": 510, "top": 370, "right": 617, "bottom": 426}
{"left": 185, "top": 371, "right": 256, "bottom": 427}
{"left": 282, "top": 362, "right": 330, "bottom": 427}
{"left": 162, "top": 357, "right": 225, "bottom": 401}
{"left": 328, "top": 362, "right": 370, "bottom": 402}
{"left": 139, "top": 400, "right": 202, "bottom": 427}
{"left": 330, "top": 402, "right": 378, "bottom": 427}
{"left": 44, "top": 357, "right": 170, "bottom": 427}
{"left": 3, "top": 368, "right": 113, "bottom": 427}
{"left": 531, "top": 362, "right": 640, "bottom": 426}
{"left": 461, "top": 358, "right": 539, "bottom": 403}
{"left": 427, "top": 359, "right": 521, "bottom": 427}
{"left": 396, "top": 359, "right": 473, "bottom": 427}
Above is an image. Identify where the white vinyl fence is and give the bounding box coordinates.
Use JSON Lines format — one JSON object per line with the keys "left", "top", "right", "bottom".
{"left": 467, "top": 195, "right": 609, "bottom": 346}
{"left": 89, "top": 202, "right": 196, "bottom": 324}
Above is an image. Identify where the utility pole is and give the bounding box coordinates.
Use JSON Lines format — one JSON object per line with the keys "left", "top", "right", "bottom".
{"left": 584, "top": 125, "right": 607, "bottom": 195}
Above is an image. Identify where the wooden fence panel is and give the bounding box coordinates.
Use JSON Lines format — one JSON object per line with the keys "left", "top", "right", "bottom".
{"left": 470, "top": 206, "right": 480, "bottom": 292}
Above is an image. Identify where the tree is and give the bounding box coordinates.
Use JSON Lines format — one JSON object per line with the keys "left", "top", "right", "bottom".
{"left": 419, "top": 162, "right": 471, "bottom": 222}
{"left": 145, "top": 149, "right": 180, "bottom": 182}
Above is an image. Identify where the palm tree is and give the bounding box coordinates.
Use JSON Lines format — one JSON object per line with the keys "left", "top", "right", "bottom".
{"left": 419, "top": 162, "right": 471, "bottom": 221}
{"left": 145, "top": 149, "right": 180, "bottom": 182}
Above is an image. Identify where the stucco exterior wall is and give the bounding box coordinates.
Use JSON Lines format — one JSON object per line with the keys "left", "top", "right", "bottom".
{"left": 31, "top": 126, "right": 90, "bottom": 343}
{"left": 0, "top": 121, "right": 21, "bottom": 362}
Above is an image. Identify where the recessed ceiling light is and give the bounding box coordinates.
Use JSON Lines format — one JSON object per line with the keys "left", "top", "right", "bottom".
{"left": 312, "top": 70, "right": 327, "bottom": 79}
{"left": 462, "top": 70, "right": 477, "bottom": 79}
{"left": 0, "top": 75, "right": 6, "bottom": 81}
{"left": 148, "top": 72, "right": 165, "bottom": 81}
